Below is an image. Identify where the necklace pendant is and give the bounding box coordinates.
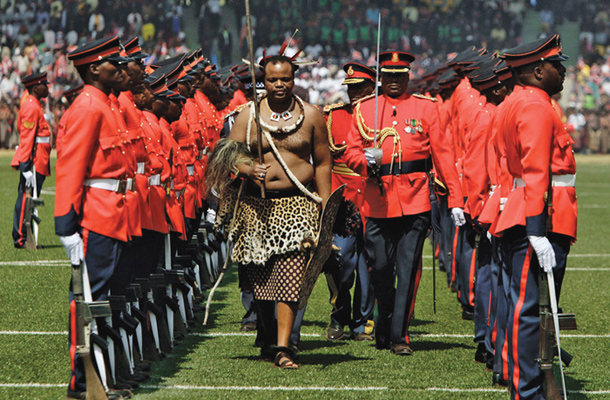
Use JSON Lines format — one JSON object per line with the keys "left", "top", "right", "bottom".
{"left": 270, "top": 112, "right": 280, "bottom": 122}
{"left": 282, "top": 111, "right": 292, "bottom": 121}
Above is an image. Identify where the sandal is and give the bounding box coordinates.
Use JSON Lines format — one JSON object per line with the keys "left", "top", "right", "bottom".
{"left": 273, "top": 347, "right": 299, "bottom": 369}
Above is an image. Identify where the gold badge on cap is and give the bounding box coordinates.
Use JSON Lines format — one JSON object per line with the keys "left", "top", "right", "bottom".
{"left": 347, "top": 66, "right": 354, "bottom": 76}
{"left": 392, "top": 52, "right": 399, "bottom": 62}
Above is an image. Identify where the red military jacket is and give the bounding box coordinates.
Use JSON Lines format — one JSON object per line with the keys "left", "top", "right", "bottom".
{"left": 160, "top": 117, "right": 188, "bottom": 239}
{"left": 344, "top": 92, "right": 463, "bottom": 219}
{"left": 171, "top": 114, "right": 199, "bottom": 219}
{"left": 119, "top": 91, "right": 153, "bottom": 231}
{"left": 194, "top": 90, "right": 222, "bottom": 150}
{"left": 56, "top": 106, "right": 73, "bottom": 161}
{"left": 11, "top": 93, "right": 51, "bottom": 175}
{"left": 495, "top": 86, "right": 577, "bottom": 240}
{"left": 228, "top": 89, "right": 248, "bottom": 112}
{"left": 55, "top": 85, "right": 138, "bottom": 242}
{"left": 464, "top": 101, "right": 496, "bottom": 218}
{"left": 324, "top": 102, "right": 366, "bottom": 207}
{"left": 479, "top": 86, "right": 524, "bottom": 234}
{"left": 142, "top": 110, "right": 170, "bottom": 234}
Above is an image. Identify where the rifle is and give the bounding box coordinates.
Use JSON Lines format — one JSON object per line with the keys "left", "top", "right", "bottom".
{"left": 539, "top": 167, "right": 575, "bottom": 400}
{"left": 539, "top": 269, "right": 576, "bottom": 400}
{"left": 72, "top": 261, "right": 111, "bottom": 400}
{"left": 23, "top": 194, "right": 44, "bottom": 250}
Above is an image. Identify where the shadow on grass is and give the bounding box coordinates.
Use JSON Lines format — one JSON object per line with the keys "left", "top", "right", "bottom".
{"left": 411, "top": 339, "right": 474, "bottom": 352}
{"left": 298, "top": 351, "right": 373, "bottom": 366}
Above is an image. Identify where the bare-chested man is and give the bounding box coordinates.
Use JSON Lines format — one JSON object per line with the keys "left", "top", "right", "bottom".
{"left": 225, "top": 55, "right": 331, "bottom": 369}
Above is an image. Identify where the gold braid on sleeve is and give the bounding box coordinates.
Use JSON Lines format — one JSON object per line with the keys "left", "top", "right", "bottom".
{"left": 355, "top": 103, "right": 403, "bottom": 172}
{"left": 327, "top": 110, "right": 347, "bottom": 154}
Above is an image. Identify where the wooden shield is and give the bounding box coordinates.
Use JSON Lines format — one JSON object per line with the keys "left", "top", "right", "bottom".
{"left": 298, "top": 184, "right": 346, "bottom": 309}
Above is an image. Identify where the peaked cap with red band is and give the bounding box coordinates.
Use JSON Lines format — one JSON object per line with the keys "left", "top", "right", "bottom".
{"left": 342, "top": 62, "right": 376, "bottom": 85}
{"left": 501, "top": 34, "right": 569, "bottom": 68}
{"left": 123, "top": 37, "right": 150, "bottom": 60}
{"left": 378, "top": 51, "right": 415, "bottom": 73}
{"left": 68, "top": 36, "right": 128, "bottom": 66}
{"left": 22, "top": 72, "right": 48, "bottom": 88}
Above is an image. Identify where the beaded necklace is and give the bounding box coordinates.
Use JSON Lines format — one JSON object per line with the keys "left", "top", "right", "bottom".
{"left": 259, "top": 94, "right": 305, "bottom": 135}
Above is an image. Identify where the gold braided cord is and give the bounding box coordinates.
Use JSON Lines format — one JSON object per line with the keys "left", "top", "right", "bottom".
{"left": 326, "top": 110, "right": 347, "bottom": 154}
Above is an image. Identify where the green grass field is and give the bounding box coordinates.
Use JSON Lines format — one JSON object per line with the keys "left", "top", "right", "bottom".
{"left": 0, "top": 151, "right": 608, "bottom": 399}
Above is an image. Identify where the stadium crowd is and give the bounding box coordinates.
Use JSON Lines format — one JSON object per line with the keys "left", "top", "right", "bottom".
{"left": 1, "top": 0, "right": 610, "bottom": 153}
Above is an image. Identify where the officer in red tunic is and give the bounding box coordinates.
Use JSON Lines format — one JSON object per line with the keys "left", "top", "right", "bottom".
{"left": 323, "top": 62, "right": 376, "bottom": 341}
{"left": 56, "top": 82, "right": 84, "bottom": 160}
{"left": 55, "top": 36, "right": 135, "bottom": 400}
{"left": 494, "top": 35, "right": 576, "bottom": 399}
{"left": 344, "top": 51, "right": 465, "bottom": 355}
{"left": 11, "top": 72, "right": 51, "bottom": 248}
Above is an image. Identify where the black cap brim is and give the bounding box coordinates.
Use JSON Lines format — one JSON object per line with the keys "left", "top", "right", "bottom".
{"left": 107, "top": 54, "right": 131, "bottom": 64}
{"left": 545, "top": 53, "right": 569, "bottom": 62}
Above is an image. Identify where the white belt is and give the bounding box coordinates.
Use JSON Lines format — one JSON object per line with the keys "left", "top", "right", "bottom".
{"left": 84, "top": 178, "right": 135, "bottom": 194}
{"left": 186, "top": 165, "right": 195, "bottom": 176}
{"left": 500, "top": 197, "right": 507, "bottom": 211}
{"left": 136, "top": 162, "right": 146, "bottom": 174}
{"left": 514, "top": 174, "right": 576, "bottom": 189}
{"left": 149, "top": 174, "right": 161, "bottom": 186}
{"left": 35, "top": 136, "right": 50, "bottom": 144}
{"left": 488, "top": 184, "right": 497, "bottom": 197}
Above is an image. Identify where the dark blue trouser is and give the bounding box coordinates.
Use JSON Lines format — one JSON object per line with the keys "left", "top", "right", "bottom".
{"left": 456, "top": 222, "right": 477, "bottom": 310}
{"left": 241, "top": 290, "right": 257, "bottom": 325}
{"left": 474, "top": 233, "right": 492, "bottom": 346}
{"left": 494, "top": 235, "right": 510, "bottom": 380}
{"left": 12, "top": 171, "right": 45, "bottom": 247}
{"left": 502, "top": 228, "right": 570, "bottom": 400}
{"left": 436, "top": 194, "right": 454, "bottom": 277}
{"left": 68, "top": 230, "right": 124, "bottom": 393}
{"left": 326, "top": 233, "right": 374, "bottom": 333}
{"left": 365, "top": 213, "right": 431, "bottom": 346}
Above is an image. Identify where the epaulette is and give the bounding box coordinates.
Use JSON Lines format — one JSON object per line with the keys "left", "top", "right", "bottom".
{"left": 353, "top": 93, "right": 375, "bottom": 105}
{"left": 223, "top": 102, "right": 248, "bottom": 121}
{"left": 413, "top": 93, "right": 438, "bottom": 102}
{"left": 323, "top": 102, "right": 346, "bottom": 115}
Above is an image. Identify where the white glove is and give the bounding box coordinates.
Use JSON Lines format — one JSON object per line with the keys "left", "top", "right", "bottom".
{"left": 451, "top": 207, "right": 466, "bottom": 226}
{"left": 364, "top": 149, "right": 377, "bottom": 168}
{"left": 206, "top": 208, "right": 217, "bottom": 224}
{"left": 486, "top": 231, "right": 492, "bottom": 241}
{"left": 60, "top": 233, "right": 84, "bottom": 265}
{"left": 528, "top": 235, "right": 556, "bottom": 273}
{"left": 22, "top": 170, "right": 35, "bottom": 188}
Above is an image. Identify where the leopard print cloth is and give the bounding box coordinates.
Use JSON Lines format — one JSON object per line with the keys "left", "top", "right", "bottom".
{"left": 217, "top": 184, "right": 320, "bottom": 266}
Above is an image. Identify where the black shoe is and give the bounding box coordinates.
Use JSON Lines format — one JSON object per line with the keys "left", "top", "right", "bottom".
{"left": 449, "top": 281, "right": 457, "bottom": 293}
{"left": 391, "top": 343, "right": 414, "bottom": 355}
{"left": 474, "top": 343, "right": 488, "bottom": 363}
{"left": 240, "top": 321, "right": 257, "bottom": 332}
{"left": 492, "top": 373, "right": 509, "bottom": 387}
{"left": 326, "top": 325, "right": 345, "bottom": 340}
{"left": 462, "top": 306, "right": 474, "bottom": 321}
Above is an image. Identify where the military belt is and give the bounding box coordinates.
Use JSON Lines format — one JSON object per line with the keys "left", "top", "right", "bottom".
{"left": 84, "top": 178, "right": 135, "bottom": 194}
{"left": 35, "top": 136, "right": 50, "bottom": 144}
{"left": 378, "top": 157, "right": 432, "bottom": 177}
{"left": 513, "top": 174, "right": 576, "bottom": 189}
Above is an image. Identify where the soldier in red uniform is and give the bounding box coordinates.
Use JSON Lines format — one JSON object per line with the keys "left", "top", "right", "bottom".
{"left": 323, "top": 62, "right": 376, "bottom": 342}
{"left": 11, "top": 72, "right": 51, "bottom": 248}
{"left": 344, "top": 51, "right": 465, "bottom": 355}
{"left": 494, "top": 35, "right": 575, "bottom": 399}
{"left": 55, "top": 36, "right": 135, "bottom": 400}
{"left": 56, "top": 82, "right": 84, "bottom": 160}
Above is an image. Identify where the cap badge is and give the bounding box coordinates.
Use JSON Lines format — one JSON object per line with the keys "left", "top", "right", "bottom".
{"left": 347, "top": 66, "right": 354, "bottom": 76}
{"left": 392, "top": 52, "right": 399, "bottom": 62}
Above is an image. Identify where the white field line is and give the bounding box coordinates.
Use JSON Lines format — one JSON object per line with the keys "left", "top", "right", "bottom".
{"left": 1, "top": 331, "right": 608, "bottom": 339}
{"left": 1, "top": 382, "right": 609, "bottom": 395}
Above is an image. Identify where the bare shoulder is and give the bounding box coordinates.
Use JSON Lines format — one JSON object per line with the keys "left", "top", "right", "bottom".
{"left": 302, "top": 100, "right": 324, "bottom": 124}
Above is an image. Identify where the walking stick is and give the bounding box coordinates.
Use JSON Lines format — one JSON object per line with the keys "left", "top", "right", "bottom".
{"left": 244, "top": 0, "right": 265, "bottom": 198}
